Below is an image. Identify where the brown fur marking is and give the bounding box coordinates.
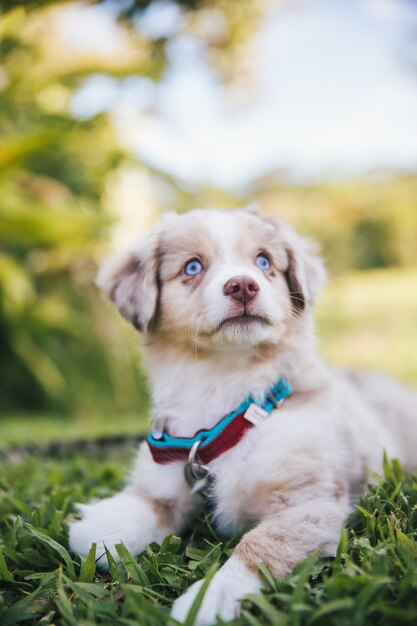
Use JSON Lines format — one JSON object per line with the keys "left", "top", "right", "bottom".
{"left": 151, "top": 499, "right": 174, "bottom": 528}
{"left": 333, "top": 480, "right": 347, "bottom": 501}
{"left": 284, "top": 247, "right": 305, "bottom": 312}
{"left": 244, "top": 474, "right": 321, "bottom": 520}
{"left": 234, "top": 525, "right": 291, "bottom": 577}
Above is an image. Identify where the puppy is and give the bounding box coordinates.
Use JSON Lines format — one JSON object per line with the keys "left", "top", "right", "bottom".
{"left": 69, "top": 207, "right": 417, "bottom": 625}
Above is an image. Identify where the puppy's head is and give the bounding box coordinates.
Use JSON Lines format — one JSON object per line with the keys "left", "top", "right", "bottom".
{"left": 98, "top": 208, "right": 325, "bottom": 352}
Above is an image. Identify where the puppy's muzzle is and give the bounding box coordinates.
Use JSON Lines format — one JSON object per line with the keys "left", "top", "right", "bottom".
{"left": 223, "top": 275, "right": 259, "bottom": 304}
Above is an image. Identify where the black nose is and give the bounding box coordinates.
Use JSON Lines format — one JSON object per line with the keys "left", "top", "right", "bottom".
{"left": 223, "top": 275, "right": 260, "bottom": 304}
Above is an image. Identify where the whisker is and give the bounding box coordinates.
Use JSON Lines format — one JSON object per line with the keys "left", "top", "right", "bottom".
{"left": 287, "top": 292, "right": 305, "bottom": 304}
{"left": 287, "top": 311, "right": 310, "bottom": 330}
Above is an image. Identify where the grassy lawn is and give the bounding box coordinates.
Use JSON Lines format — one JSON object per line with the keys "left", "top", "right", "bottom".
{"left": 317, "top": 267, "right": 417, "bottom": 386}
{"left": 0, "top": 414, "right": 148, "bottom": 449}
{"left": 1, "top": 451, "right": 417, "bottom": 625}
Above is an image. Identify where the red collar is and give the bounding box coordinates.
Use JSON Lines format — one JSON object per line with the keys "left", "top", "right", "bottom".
{"left": 146, "top": 378, "right": 292, "bottom": 466}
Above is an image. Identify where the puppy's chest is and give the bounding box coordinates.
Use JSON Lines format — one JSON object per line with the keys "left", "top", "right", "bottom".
{"left": 205, "top": 423, "right": 292, "bottom": 535}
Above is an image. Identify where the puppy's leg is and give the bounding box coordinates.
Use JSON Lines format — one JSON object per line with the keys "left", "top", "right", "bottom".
{"left": 69, "top": 443, "right": 196, "bottom": 568}
{"left": 69, "top": 490, "right": 172, "bottom": 566}
{"left": 172, "top": 496, "right": 349, "bottom": 625}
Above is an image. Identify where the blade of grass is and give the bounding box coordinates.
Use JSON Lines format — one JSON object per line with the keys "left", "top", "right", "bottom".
{"left": 78, "top": 542, "right": 97, "bottom": 583}
{"left": 23, "top": 523, "right": 76, "bottom": 579}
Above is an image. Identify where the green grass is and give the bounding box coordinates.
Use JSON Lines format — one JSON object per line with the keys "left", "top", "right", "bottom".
{"left": 0, "top": 413, "right": 147, "bottom": 448}
{"left": 1, "top": 451, "right": 417, "bottom": 625}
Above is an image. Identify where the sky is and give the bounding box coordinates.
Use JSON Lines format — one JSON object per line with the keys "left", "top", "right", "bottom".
{"left": 68, "top": 0, "right": 417, "bottom": 189}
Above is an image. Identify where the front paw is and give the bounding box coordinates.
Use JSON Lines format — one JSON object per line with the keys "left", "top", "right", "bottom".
{"left": 68, "top": 491, "right": 167, "bottom": 568}
{"left": 171, "top": 556, "right": 262, "bottom": 626}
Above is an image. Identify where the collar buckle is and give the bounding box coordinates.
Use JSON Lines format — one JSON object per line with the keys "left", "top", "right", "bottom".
{"left": 266, "top": 393, "right": 285, "bottom": 409}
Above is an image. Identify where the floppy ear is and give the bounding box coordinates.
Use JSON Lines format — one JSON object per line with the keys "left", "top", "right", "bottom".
{"left": 96, "top": 231, "right": 160, "bottom": 333}
{"left": 282, "top": 227, "right": 326, "bottom": 312}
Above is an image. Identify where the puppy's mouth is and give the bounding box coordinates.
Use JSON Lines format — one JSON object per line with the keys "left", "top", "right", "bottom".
{"left": 217, "top": 314, "right": 271, "bottom": 331}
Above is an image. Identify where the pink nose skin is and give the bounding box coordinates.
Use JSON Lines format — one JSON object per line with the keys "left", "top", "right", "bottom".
{"left": 223, "top": 275, "right": 260, "bottom": 304}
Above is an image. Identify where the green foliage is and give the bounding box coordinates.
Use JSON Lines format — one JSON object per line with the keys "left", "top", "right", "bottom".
{"left": 0, "top": 452, "right": 416, "bottom": 625}
{"left": 259, "top": 175, "right": 417, "bottom": 273}
{"left": 0, "top": 3, "right": 150, "bottom": 415}
{"left": 0, "top": 5, "right": 149, "bottom": 415}
{"left": 0, "top": 1, "right": 202, "bottom": 17}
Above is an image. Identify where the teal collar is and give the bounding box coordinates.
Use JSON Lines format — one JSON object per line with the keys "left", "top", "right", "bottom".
{"left": 146, "top": 377, "right": 292, "bottom": 467}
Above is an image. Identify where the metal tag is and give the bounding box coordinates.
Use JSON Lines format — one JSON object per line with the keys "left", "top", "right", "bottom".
{"left": 243, "top": 402, "right": 269, "bottom": 425}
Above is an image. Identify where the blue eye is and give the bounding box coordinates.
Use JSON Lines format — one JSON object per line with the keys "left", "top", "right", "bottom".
{"left": 255, "top": 254, "right": 271, "bottom": 270}
{"left": 184, "top": 259, "right": 203, "bottom": 276}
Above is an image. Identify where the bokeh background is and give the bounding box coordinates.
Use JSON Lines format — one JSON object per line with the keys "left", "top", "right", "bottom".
{"left": 1, "top": 0, "right": 417, "bottom": 447}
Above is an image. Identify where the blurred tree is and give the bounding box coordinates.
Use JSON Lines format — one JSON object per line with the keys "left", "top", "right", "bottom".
{"left": 353, "top": 218, "right": 395, "bottom": 269}
{"left": 0, "top": 0, "right": 264, "bottom": 416}
{"left": 0, "top": 7, "right": 132, "bottom": 413}
{"left": 256, "top": 174, "right": 417, "bottom": 274}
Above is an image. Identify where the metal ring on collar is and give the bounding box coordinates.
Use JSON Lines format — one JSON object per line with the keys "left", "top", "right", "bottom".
{"left": 184, "top": 440, "right": 210, "bottom": 487}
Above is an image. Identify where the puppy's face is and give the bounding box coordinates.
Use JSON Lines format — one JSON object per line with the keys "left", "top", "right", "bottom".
{"left": 98, "top": 209, "right": 325, "bottom": 352}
